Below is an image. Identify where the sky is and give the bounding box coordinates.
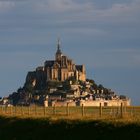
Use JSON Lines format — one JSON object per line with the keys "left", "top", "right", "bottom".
{"left": 0, "top": 0, "right": 140, "bottom": 105}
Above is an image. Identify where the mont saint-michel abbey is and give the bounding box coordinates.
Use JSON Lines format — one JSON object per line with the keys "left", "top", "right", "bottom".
{"left": 6, "top": 39, "right": 130, "bottom": 107}
{"left": 45, "top": 40, "right": 86, "bottom": 82}
{"left": 26, "top": 40, "right": 86, "bottom": 89}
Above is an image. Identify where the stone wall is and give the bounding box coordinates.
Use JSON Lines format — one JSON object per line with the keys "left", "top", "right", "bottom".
{"left": 47, "top": 100, "right": 76, "bottom": 107}
{"left": 45, "top": 99, "right": 131, "bottom": 107}
{"left": 78, "top": 99, "right": 131, "bottom": 107}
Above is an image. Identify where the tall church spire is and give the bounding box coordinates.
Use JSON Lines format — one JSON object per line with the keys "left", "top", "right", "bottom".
{"left": 57, "top": 38, "right": 61, "bottom": 51}
{"left": 55, "top": 38, "right": 62, "bottom": 61}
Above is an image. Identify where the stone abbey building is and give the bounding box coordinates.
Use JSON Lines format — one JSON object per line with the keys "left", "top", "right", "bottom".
{"left": 25, "top": 40, "right": 86, "bottom": 89}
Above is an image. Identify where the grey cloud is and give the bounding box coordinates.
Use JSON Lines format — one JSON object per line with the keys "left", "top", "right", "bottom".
{"left": 0, "top": 1, "right": 15, "bottom": 12}
{"left": 34, "top": 0, "right": 93, "bottom": 13}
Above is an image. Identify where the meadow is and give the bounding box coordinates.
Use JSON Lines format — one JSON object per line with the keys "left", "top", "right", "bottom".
{"left": 0, "top": 106, "right": 140, "bottom": 140}
{"left": 0, "top": 115, "right": 140, "bottom": 140}
{"left": 0, "top": 105, "right": 140, "bottom": 119}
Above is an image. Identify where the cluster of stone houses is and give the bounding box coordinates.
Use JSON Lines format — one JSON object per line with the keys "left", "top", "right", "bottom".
{"left": 1, "top": 80, "right": 130, "bottom": 107}
{"left": 44, "top": 81, "right": 130, "bottom": 107}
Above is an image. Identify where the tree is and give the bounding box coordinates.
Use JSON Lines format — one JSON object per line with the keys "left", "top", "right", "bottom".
{"left": 86, "top": 79, "right": 98, "bottom": 90}
{"left": 24, "top": 84, "right": 34, "bottom": 93}
{"left": 62, "top": 80, "right": 71, "bottom": 91}
{"left": 98, "top": 84, "right": 104, "bottom": 89}
{"left": 46, "top": 80, "right": 62, "bottom": 88}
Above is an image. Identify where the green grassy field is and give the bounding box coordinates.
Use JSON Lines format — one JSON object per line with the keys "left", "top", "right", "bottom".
{"left": 0, "top": 115, "right": 140, "bottom": 140}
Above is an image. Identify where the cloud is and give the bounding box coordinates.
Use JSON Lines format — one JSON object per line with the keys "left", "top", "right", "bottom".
{"left": 61, "top": 28, "right": 107, "bottom": 37}
{"left": 35, "top": 0, "right": 93, "bottom": 13}
{"left": 71, "top": 47, "right": 140, "bottom": 69}
{"left": 1, "top": 0, "right": 140, "bottom": 29}
{"left": 133, "top": 54, "right": 140, "bottom": 66}
{"left": 0, "top": 1, "right": 15, "bottom": 12}
{"left": 30, "top": 0, "right": 140, "bottom": 19}
{"left": 102, "top": 48, "right": 140, "bottom": 68}
{"left": 96, "top": 1, "right": 140, "bottom": 21}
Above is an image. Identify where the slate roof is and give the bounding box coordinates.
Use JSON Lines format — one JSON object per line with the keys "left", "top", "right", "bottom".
{"left": 45, "top": 60, "right": 55, "bottom": 67}
{"left": 76, "top": 65, "right": 83, "bottom": 72}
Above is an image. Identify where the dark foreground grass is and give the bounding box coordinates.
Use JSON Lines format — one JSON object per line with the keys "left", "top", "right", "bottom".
{"left": 0, "top": 116, "right": 140, "bottom": 140}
